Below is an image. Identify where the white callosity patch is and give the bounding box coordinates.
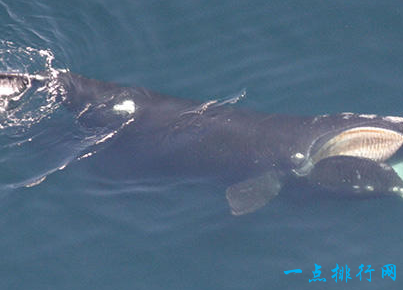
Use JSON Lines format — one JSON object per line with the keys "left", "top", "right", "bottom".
{"left": 386, "top": 162, "right": 403, "bottom": 198}
{"left": 291, "top": 152, "right": 305, "bottom": 161}
{"left": 113, "top": 100, "right": 136, "bottom": 114}
{"left": 358, "top": 114, "right": 377, "bottom": 119}
{"left": 390, "top": 186, "right": 403, "bottom": 197}
{"left": 291, "top": 152, "right": 306, "bottom": 167}
{"left": 384, "top": 116, "right": 403, "bottom": 123}
{"left": 365, "top": 185, "right": 374, "bottom": 191}
{"left": 312, "top": 114, "right": 329, "bottom": 123}
{"left": 341, "top": 112, "right": 354, "bottom": 119}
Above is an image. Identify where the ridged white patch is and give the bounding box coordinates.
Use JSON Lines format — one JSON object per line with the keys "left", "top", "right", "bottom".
{"left": 113, "top": 100, "right": 135, "bottom": 114}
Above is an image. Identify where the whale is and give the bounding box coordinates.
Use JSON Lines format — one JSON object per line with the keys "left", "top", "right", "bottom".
{"left": 2, "top": 72, "right": 403, "bottom": 215}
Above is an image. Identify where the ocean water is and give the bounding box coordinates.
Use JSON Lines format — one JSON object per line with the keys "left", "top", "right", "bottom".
{"left": 0, "top": 0, "right": 402, "bottom": 289}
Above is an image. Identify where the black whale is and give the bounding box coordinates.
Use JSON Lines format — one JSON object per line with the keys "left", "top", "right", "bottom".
{"left": 2, "top": 72, "right": 403, "bottom": 215}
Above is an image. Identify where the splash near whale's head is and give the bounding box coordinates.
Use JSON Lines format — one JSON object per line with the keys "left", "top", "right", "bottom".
{"left": 296, "top": 120, "right": 403, "bottom": 196}
{"left": 0, "top": 41, "right": 135, "bottom": 189}
{"left": 0, "top": 73, "right": 31, "bottom": 110}
{"left": 0, "top": 73, "right": 30, "bottom": 98}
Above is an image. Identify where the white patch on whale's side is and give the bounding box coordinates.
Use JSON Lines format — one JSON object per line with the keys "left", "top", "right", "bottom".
{"left": 312, "top": 114, "right": 330, "bottom": 123}
{"left": 341, "top": 112, "right": 354, "bottom": 119}
{"left": 392, "top": 186, "right": 403, "bottom": 197}
{"left": 383, "top": 116, "right": 403, "bottom": 123}
{"left": 365, "top": 185, "right": 374, "bottom": 191}
{"left": 359, "top": 114, "right": 377, "bottom": 119}
{"left": 113, "top": 100, "right": 135, "bottom": 114}
{"left": 294, "top": 152, "right": 304, "bottom": 159}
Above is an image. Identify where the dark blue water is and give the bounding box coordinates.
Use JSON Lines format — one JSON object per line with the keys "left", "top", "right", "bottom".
{"left": 0, "top": 0, "right": 402, "bottom": 289}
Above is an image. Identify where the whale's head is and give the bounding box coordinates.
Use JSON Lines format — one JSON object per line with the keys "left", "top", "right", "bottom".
{"left": 295, "top": 116, "right": 403, "bottom": 196}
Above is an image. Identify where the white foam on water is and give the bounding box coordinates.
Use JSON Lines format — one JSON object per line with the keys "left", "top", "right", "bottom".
{"left": 0, "top": 86, "right": 16, "bottom": 96}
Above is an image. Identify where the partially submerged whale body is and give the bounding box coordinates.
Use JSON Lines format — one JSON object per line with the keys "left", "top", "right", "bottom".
{"left": 2, "top": 72, "right": 403, "bottom": 215}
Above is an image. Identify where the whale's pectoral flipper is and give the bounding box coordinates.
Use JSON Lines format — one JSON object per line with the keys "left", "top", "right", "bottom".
{"left": 307, "top": 156, "right": 403, "bottom": 196}
{"left": 226, "top": 171, "right": 282, "bottom": 215}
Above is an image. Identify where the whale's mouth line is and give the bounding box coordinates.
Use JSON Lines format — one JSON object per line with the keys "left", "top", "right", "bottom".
{"left": 294, "top": 126, "right": 403, "bottom": 182}
{"left": 299, "top": 148, "right": 403, "bottom": 178}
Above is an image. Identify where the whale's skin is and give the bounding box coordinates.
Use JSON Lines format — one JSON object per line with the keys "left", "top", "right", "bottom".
{"left": 3, "top": 72, "right": 403, "bottom": 215}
